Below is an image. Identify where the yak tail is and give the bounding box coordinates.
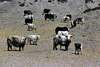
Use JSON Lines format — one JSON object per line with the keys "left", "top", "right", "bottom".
{"left": 7, "top": 37, "right": 10, "bottom": 46}
{"left": 7, "top": 37, "right": 13, "bottom": 46}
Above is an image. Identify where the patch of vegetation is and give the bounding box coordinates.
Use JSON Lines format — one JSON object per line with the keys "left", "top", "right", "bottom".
{"left": 48, "top": 0, "right": 52, "bottom": 2}
{"left": 83, "top": 6, "right": 100, "bottom": 13}
{"left": 18, "top": 0, "right": 26, "bottom": 7}
{"left": 19, "top": 3, "right": 25, "bottom": 7}
{"left": 98, "top": 4, "right": 100, "bottom": 6}
{"left": 57, "top": 0, "right": 67, "bottom": 3}
{"left": 85, "top": 0, "right": 94, "bottom": 3}
{"left": 34, "top": 0, "right": 38, "bottom": 2}
{"left": 83, "top": 8, "right": 91, "bottom": 13}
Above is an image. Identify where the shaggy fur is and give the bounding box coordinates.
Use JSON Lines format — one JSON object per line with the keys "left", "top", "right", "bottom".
{"left": 44, "top": 13, "right": 57, "bottom": 21}
{"left": 27, "top": 24, "right": 36, "bottom": 31}
{"left": 27, "top": 35, "right": 40, "bottom": 45}
{"left": 7, "top": 35, "right": 26, "bottom": 51}
{"left": 53, "top": 35, "right": 71, "bottom": 51}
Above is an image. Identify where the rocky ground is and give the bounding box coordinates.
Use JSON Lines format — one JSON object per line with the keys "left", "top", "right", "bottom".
{"left": 0, "top": 0, "right": 100, "bottom": 67}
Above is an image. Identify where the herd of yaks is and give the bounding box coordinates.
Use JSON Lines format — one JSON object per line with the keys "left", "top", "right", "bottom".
{"left": 7, "top": 9, "right": 85, "bottom": 55}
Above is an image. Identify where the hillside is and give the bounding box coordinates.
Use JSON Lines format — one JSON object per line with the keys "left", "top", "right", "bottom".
{"left": 0, "top": 0, "right": 100, "bottom": 67}
{"left": 0, "top": 0, "right": 100, "bottom": 21}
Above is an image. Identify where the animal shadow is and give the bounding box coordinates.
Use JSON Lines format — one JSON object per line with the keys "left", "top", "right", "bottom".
{"left": 60, "top": 49, "right": 68, "bottom": 51}
{"left": 30, "top": 43, "right": 37, "bottom": 45}
{"left": 5, "top": 49, "right": 21, "bottom": 51}
{"left": 72, "top": 53, "right": 82, "bottom": 55}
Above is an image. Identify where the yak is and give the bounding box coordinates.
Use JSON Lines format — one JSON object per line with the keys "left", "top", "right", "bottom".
{"left": 7, "top": 35, "right": 26, "bottom": 51}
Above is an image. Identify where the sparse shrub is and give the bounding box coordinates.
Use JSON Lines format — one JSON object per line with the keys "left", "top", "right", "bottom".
{"left": 48, "top": 0, "right": 54, "bottom": 2}
{"left": 34, "top": 0, "right": 38, "bottom": 2}
{"left": 29, "top": 2, "right": 33, "bottom": 5}
{"left": 19, "top": 3, "right": 25, "bottom": 7}
{"left": 18, "top": 0, "right": 25, "bottom": 7}
{"left": 98, "top": 4, "right": 100, "bottom": 6}
{"left": 83, "top": 8, "right": 91, "bottom": 13}
{"left": 91, "top": 6, "right": 100, "bottom": 11}
{"left": 85, "top": 0, "right": 94, "bottom": 3}
{"left": 83, "top": 6, "right": 100, "bottom": 13}
{"left": 57, "top": 0, "right": 67, "bottom": 3}
{"left": 48, "top": 0, "right": 52, "bottom": 2}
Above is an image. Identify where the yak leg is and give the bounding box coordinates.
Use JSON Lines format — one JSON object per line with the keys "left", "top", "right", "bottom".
{"left": 53, "top": 44, "right": 57, "bottom": 50}
{"left": 80, "top": 49, "right": 82, "bottom": 55}
{"left": 53, "top": 46, "right": 57, "bottom": 50}
{"left": 27, "top": 26, "right": 30, "bottom": 31}
{"left": 8, "top": 46, "right": 9, "bottom": 51}
{"left": 25, "top": 19, "right": 27, "bottom": 25}
{"left": 8, "top": 45, "right": 12, "bottom": 51}
{"left": 77, "top": 49, "right": 80, "bottom": 55}
{"left": 22, "top": 46, "right": 24, "bottom": 50}
{"left": 45, "top": 17, "right": 47, "bottom": 20}
{"left": 75, "top": 48, "right": 77, "bottom": 54}
{"left": 65, "top": 45, "right": 68, "bottom": 51}
{"left": 34, "top": 41, "right": 37, "bottom": 45}
{"left": 7, "top": 39, "right": 12, "bottom": 51}
{"left": 29, "top": 39, "right": 32, "bottom": 45}
{"left": 19, "top": 47, "right": 21, "bottom": 51}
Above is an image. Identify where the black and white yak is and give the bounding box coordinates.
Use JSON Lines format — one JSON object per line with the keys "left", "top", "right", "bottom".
{"left": 42, "top": 9, "right": 50, "bottom": 15}
{"left": 44, "top": 13, "right": 57, "bottom": 21}
{"left": 62, "top": 14, "right": 72, "bottom": 22}
{"left": 53, "top": 35, "right": 72, "bottom": 51}
{"left": 24, "top": 14, "right": 34, "bottom": 24}
{"left": 55, "top": 27, "right": 69, "bottom": 34}
{"left": 74, "top": 43, "right": 82, "bottom": 55}
{"left": 71, "top": 17, "right": 85, "bottom": 28}
{"left": 71, "top": 20, "right": 77, "bottom": 28}
{"left": 75, "top": 17, "right": 85, "bottom": 24}
{"left": 24, "top": 10, "right": 32, "bottom": 16}
{"left": 7, "top": 35, "right": 26, "bottom": 51}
